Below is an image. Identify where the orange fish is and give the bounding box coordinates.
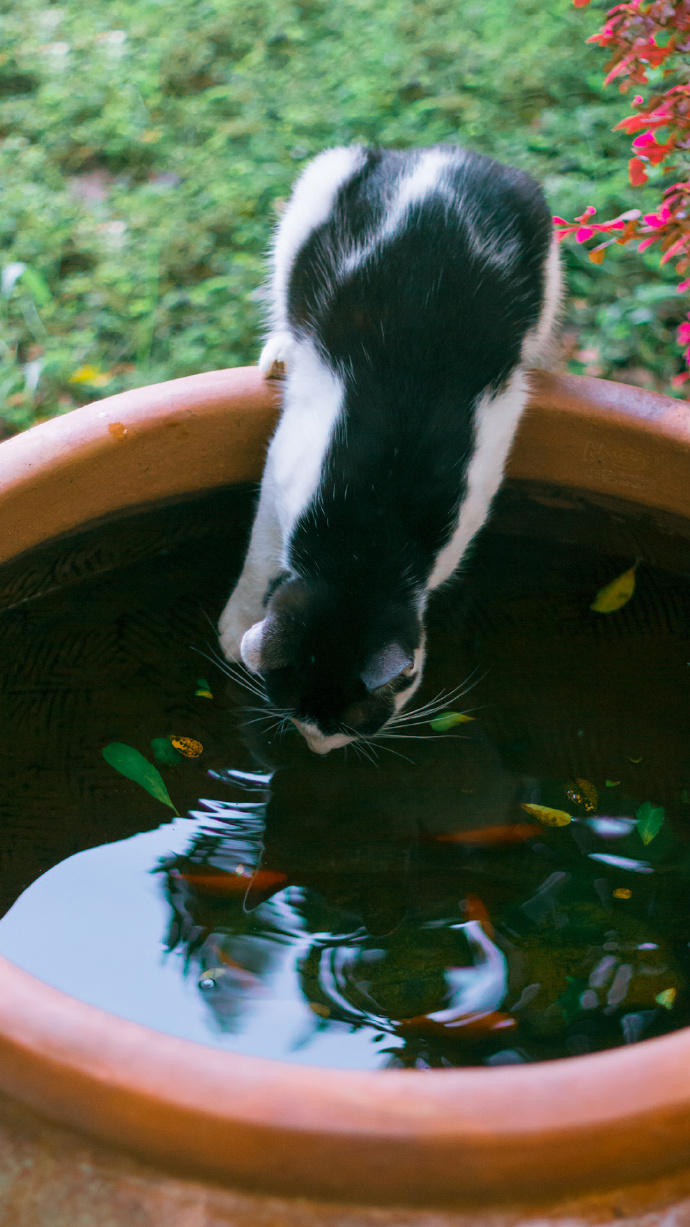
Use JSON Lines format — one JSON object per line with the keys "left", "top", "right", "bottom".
{"left": 463, "top": 894, "right": 494, "bottom": 937}
{"left": 397, "top": 1010, "right": 516, "bottom": 1039}
{"left": 431, "top": 824, "right": 541, "bottom": 846}
{"left": 180, "top": 868, "right": 287, "bottom": 897}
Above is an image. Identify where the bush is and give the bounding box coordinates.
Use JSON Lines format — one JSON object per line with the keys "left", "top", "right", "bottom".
{"left": 0, "top": 0, "right": 682, "bottom": 434}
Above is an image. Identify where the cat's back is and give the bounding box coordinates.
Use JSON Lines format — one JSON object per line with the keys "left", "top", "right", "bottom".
{"left": 283, "top": 144, "right": 552, "bottom": 395}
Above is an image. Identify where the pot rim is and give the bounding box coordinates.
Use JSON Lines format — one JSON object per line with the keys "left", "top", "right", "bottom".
{"left": 1, "top": 365, "right": 690, "bottom": 1207}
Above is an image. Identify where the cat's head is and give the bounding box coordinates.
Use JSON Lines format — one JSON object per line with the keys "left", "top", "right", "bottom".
{"left": 240, "top": 573, "right": 424, "bottom": 753}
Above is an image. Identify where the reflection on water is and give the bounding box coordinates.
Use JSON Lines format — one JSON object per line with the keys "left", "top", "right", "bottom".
{"left": 1, "top": 484, "right": 690, "bottom": 1067}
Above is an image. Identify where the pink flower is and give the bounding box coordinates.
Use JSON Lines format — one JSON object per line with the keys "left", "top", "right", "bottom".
{"left": 678, "top": 278, "right": 690, "bottom": 293}
{"left": 676, "top": 321, "right": 690, "bottom": 346}
{"left": 643, "top": 206, "right": 672, "bottom": 227}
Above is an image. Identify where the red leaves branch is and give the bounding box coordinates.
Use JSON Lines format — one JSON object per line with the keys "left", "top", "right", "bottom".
{"left": 560, "top": 1, "right": 690, "bottom": 376}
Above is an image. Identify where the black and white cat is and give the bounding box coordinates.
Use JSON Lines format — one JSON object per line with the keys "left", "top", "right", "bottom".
{"left": 219, "top": 144, "right": 560, "bottom": 754}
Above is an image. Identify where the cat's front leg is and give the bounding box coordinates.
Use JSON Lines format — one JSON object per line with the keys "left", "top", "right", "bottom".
{"left": 218, "top": 477, "right": 283, "bottom": 661}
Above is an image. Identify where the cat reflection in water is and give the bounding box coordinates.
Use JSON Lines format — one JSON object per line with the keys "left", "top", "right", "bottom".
{"left": 219, "top": 145, "right": 561, "bottom": 753}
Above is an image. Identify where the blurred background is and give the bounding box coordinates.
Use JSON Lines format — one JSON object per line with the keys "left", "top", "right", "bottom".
{"left": 0, "top": 0, "right": 685, "bottom": 438}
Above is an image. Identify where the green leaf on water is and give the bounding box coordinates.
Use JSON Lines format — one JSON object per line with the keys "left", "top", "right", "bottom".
{"left": 636, "top": 801, "right": 665, "bottom": 846}
{"left": 150, "top": 736, "right": 183, "bottom": 767}
{"left": 429, "top": 711, "right": 475, "bottom": 731}
{"left": 103, "top": 742, "right": 179, "bottom": 814}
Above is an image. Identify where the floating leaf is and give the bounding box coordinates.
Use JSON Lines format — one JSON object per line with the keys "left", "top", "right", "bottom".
{"left": 169, "top": 735, "right": 203, "bottom": 758}
{"left": 590, "top": 559, "right": 641, "bottom": 613}
{"left": 102, "top": 742, "right": 178, "bottom": 814}
{"left": 636, "top": 801, "right": 665, "bottom": 846}
{"left": 429, "top": 711, "right": 474, "bottom": 731}
{"left": 520, "top": 803, "right": 572, "bottom": 827}
{"left": 150, "top": 736, "right": 183, "bottom": 767}
{"left": 629, "top": 756, "right": 644, "bottom": 765}
{"left": 656, "top": 987, "right": 676, "bottom": 1009}
{"left": 566, "top": 777, "right": 598, "bottom": 812}
{"left": 195, "top": 677, "right": 213, "bottom": 698}
{"left": 613, "top": 887, "right": 632, "bottom": 899}
{"left": 606, "top": 779, "right": 621, "bottom": 788}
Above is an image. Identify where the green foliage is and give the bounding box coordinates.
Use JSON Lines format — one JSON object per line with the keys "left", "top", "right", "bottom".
{"left": 636, "top": 801, "right": 665, "bottom": 846}
{"left": 102, "top": 741, "right": 179, "bottom": 812}
{"left": 0, "top": 0, "right": 683, "bottom": 435}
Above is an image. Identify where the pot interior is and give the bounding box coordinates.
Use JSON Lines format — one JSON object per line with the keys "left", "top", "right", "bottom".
{"left": 1, "top": 480, "right": 690, "bottom": 1071}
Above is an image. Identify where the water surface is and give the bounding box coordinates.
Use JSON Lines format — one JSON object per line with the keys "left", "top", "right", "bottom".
{"left": 1, "top": 483, "right": 690, "bottom": 1069}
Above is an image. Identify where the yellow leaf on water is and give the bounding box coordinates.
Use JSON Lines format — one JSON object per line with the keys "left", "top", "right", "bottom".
{"left": 169, "top": 736, "right": 203, "bottom": 758}
{"left": 590, "top": 559, "right": 641, "bottom": 613}
{"left": 520, "top": 803, "right": 572, "bottom": 827}
{"left": 656, "top": 987, "right": 676, "bottom": 1010}
{"left": 613, "top": 888, "right": 632, "bottom": 899}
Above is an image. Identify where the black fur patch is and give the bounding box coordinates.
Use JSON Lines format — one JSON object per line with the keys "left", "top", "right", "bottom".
{"left": 262, "top": 145, "right": 552, "bottom": 737}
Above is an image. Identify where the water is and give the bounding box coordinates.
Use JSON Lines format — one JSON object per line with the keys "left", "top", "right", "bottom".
{"left": 1, "top": 482, "right": 690, "bottom": 1069}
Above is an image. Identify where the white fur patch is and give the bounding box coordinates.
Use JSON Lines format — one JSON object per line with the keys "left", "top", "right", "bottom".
{"left": 291, "top": 719, "right": 351, "bottom": 755}
{"left": 268, "top": 146, "right": 364, "bottom": 333}
{"left": 427, "top": 368, "right": 528, "bottom": 590}
{"left": 522, "top": 232, "right": 562, "bottom": 367}
{"left": 240, "top": 620, "right": 265, "bottom": 672}
{"left": 340, "top": 147, "right": 458, "bottom": 277}
{"left": 267, "top": 337, "right": 345, "bottom": 546}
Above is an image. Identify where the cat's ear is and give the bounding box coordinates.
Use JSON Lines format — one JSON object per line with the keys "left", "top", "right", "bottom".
{"left": 240, "top": 620, "right": 266, "bottom": 673}
{"left": 361, "top": 643, "right": 414, "bottom": 692}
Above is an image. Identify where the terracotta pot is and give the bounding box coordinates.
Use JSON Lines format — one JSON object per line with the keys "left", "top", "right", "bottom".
{"left": 1, "top": 366, "right": 690, "bottom": 1216}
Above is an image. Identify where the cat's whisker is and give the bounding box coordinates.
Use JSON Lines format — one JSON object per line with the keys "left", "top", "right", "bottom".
{"left": 360, "top": 734, "right": 412, "bottom": 763}
{"left": 191, "top": 645, "right": 268, "bottom": 698}
{"left": 388, "top": 670, "right": 487, "bottom": 725}
{"left": 192, "top": 642, "right": 271, "bottom": 701}
{"left": 373, "top": 731, "right": 468, "bottom": 742}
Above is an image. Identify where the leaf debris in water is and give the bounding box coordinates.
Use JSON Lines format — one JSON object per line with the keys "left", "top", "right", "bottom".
{"left": 195, "top": 677, "right": 213, "bottom": 698}
{"left": 520, "top": 803, "right": 572, "bottom": 827}
{"left": 590, "top": 559, "right": 641, "bottom": 613}
{"left": 429, "top": 711, "right": 475, "bottom": 731}
{"left": 613, "top": 888, "right": 632, "bottom": 899}
{"left": 656, "top": 988, "right": 676, "bottom": 1009}
{"left": 169, "top": 735, "right": 203, "bottom": 758}
{"left": 566, "top": 778, "right": 598, "bottom": 812}
{"left": 636, "top": 801, "right": 665, "bottom": 846}
{"left": 102, "top": 742, "right": 179, "bottom": 814}
{"left": 605, "top": 779, "right": 621, "bottom": 788}
{"left": 150, "top": 736, "right": 183, "bottom": 766}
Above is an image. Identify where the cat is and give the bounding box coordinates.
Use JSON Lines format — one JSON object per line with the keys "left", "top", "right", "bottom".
{"left": 219, "top": 144, "right": 561, "bottom": 754}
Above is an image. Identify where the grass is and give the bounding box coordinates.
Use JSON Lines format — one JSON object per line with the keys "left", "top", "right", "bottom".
{"left": 0, "top": 0, "right": 686, "bottom": 436}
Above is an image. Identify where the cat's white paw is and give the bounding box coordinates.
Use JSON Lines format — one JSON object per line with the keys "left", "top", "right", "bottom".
{"left": 218, "top": 594, "right": 260, "bottom": 661}
{"left": 259, "top": 331, "right": 293, "bottom": 379}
